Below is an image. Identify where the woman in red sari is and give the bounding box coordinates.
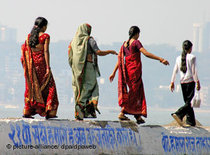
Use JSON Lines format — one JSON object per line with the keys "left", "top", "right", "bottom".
{"left": 21, "top": 17, "right": 59, "bottom": 119}
{"left": 109, "top": 26, "right": 169, "bottom": 124}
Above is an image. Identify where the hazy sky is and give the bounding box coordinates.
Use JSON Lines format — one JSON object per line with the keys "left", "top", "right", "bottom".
{"left": 0, "top": 0, "right": 210, "bottom": 49}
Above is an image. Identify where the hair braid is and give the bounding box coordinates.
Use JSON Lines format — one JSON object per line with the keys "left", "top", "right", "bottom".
{"left": 180, "top": 40, "right": 193, "bottom": 73}
{"left": 127, "top": 26, "right": 140, "bottom": 49}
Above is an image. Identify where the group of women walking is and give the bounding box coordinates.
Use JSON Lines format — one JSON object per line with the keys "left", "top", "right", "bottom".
{"left": 20, "top": 17, "right": 200, "bottom": 126}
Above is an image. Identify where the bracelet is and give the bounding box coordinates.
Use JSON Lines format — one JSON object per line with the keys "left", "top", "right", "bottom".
{"left": 160, "top": 58, "right": 164, "bottom": 63}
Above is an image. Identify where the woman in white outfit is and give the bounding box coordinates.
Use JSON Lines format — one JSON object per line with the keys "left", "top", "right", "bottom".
{"left": 170, "top": 40, "right": 200, "bottom": 127}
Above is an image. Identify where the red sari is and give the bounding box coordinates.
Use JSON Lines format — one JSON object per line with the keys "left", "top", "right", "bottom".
{"left": 118, "top": 40, "right": 147, "bottom": 117}
{"left": 21, "top": 33, "right": 59, "bottom": 117}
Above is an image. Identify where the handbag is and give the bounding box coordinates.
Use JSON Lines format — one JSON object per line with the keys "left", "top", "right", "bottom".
{"left": 192, "top": 90, "right": 201, "bottom": 108}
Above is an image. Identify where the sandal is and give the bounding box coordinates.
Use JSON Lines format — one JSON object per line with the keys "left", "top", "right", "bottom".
{"left": 75, "top": 117, "right": 83, "bottom": 121}
{"left": 22, "top": 115, "right": 34, "bottom": 119}
{"left": 85, "top": 102, "right": 96, "bottom": 118}
{"left": 171, "top": 113, "right": 183, "bottom": 126}
{"left": 134, "top": 115, "right": 145, "bottom": 124}
{"left": 45, "top": 110, "right": 58, "bottom": 120}
{"left": 75, "top": 104, "right": 84, "bottom": 120}
{"left": 136, "top": 118, "right": 145, "bottom": 124}
{"left": 45, "top": 115, "right": 58, "bottom": 120}
{"left": 118, "top": 113, "right": 130, "bottom": 121}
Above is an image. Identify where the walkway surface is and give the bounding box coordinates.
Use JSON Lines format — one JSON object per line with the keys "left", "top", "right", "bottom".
{"left": 0, "top": 118, "right": 210, "bottom": 155}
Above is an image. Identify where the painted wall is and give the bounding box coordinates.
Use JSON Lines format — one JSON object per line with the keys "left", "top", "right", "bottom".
{"left": 0, "top": 119, "right": 209, "bottom": 155}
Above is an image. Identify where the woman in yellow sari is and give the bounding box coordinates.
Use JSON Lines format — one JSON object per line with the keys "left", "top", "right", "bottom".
{"left": 68, "top": 23, "right": 117, "bottom": 120}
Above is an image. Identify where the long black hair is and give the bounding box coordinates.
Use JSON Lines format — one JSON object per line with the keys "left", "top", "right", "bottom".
{"left": 127, "top": 26, "right": 140, "bottom": 49}
{"left": 180, "top": 40, "right": 193, "bottom": 73}
{"left": 28, "top": 17, "right": 48, "bottom": 48}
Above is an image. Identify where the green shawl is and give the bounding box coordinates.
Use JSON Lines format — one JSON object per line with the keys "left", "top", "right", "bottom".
{"left": 68, "top": 23, "right": 96, "bottom": 103}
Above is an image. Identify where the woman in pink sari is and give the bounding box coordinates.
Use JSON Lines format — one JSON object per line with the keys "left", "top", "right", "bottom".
{"left": 21, "top": 17, "right": 59, "bottom": 119}
{"left": 110, "top": 26, "right": 169, "bottom": 124}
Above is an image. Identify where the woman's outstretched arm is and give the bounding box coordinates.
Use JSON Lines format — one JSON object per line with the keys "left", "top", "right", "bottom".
{"left": 96, "top": 50, "right": 118, "bottom": 56}
{"left": 89, "top": 38, "right": 118, "bottom": 56}
{"left": 140, "top": 47, "right": 169, "bottom": 65}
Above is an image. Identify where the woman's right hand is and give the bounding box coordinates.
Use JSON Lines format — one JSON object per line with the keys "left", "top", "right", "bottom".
{"left": 109, "top": 50, "right": 118, "bottom": 55}
{"left": 109, "top": 73, "right": 115, "bottom": 82}
{"left": 170, "top": 82, "right": 175, "bottom": 92}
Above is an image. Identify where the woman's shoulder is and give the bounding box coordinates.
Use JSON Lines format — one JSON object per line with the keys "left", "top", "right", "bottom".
{"left": 177, "top": 55, "right": 181, "bottom": 59}
{"left": 42, "top": 33, "right": 50, "bottom": 39}
{"left": 133, "top": 40, "right": 143, "bottom": 49}
{"left": 88, "top": 36, "right": 96, "bottom": 43}
{"left": 38, "top": 33, "right": 50, "bottom": 44}
{"left": 187, "top": 53, "right": 196, "bottom": 60}
{"left": 39, "top": 33, "right": 50, "bottom": 42}
{"left": 188, "top": 53, "right": 195, "bottom": 57}
{"left": 176, "top": 55, "right": 181, "bottom": 61}
{"left": 135, "top": 39, "right": 141, "bottom": 43}
{"left": 39, "top": 33, "right": 50, "bottom": 39}
{"left": 133, "top": 39, "right": 142, "bottom": 45}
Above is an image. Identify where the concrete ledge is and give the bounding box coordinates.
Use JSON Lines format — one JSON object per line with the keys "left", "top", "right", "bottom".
{"left": 0, "top": 118, "right": 210, "bottom": 155}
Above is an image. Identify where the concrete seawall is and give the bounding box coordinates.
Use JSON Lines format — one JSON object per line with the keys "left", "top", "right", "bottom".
{"left": 0, "top": 118, "right": 210, "bottom": 155}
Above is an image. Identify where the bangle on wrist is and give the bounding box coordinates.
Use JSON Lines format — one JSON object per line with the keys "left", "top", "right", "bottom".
{"left": 160, "top": 58, "right": 164, "bottom": 63}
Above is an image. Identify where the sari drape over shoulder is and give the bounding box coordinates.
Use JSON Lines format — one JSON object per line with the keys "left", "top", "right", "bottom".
{"left": 21, "top": 34, "right": 59, "bottom": 117}
{"left": 118, "top": 41, "right": 147, "bottom": 117}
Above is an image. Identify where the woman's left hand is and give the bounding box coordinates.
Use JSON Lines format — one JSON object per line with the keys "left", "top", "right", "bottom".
{"left": 109, "top": 50, "right": 118, "bottom": 55}
{"left": 196, "top": 81, "right": 201, "bottom": 91}
{"left": 161, "top": 59, "right": 170, "bottom": 65}
{"left": 43, "top": 67, "right": 50, "bottom": 79}
{"left": 170, "top": 82, "right": 175, "bottom": 92}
